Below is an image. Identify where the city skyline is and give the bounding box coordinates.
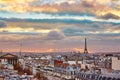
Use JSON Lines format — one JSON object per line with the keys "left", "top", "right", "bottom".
{"left": 0, "top": 0, "right": 120, "bottom": 53}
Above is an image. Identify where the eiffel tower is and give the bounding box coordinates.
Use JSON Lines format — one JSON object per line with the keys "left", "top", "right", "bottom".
{"left": 19, "top": 42, "right": 22, "bottom": 56}
{"left": 84, "top": 38, "right": 88, "bottom": 54}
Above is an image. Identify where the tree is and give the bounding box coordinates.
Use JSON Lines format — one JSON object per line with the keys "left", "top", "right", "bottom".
{"left": 35, "top": 71, "right": 48, "bottom": 80}
{"left": 14, "top": 63, "right": 24, "bottom": 75}
{"left": 23, "top": 68, "right": 32, "bottom": 75}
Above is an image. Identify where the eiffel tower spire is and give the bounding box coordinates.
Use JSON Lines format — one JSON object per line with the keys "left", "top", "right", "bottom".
{"left": 84, "top": 38, "right": 88, "bottom": 54}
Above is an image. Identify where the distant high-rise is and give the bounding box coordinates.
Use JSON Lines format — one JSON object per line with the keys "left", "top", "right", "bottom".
{"left": 84, "top": 38, "right": 88, "bottom": 54}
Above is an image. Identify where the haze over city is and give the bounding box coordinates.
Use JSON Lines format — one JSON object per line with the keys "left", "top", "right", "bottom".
{"left": 0, "top": 0, "right": 120, "bottom": 53}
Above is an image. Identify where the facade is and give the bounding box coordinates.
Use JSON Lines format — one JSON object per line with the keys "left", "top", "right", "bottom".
{"left": 54, "top": 61, "right": 81, "bottom": 79}
{"left": 112, "top": 56, "right": 120, "bottom": 70}
{"left": 0, "top": 53, "right": 18, "bottom": 66}
{"left": 0, "top": 77, "right": 4, "bottom": 80}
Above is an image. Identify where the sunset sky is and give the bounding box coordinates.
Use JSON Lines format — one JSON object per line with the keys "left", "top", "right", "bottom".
{"left": 0, "top": 0, "right": 120, "bottom": 53}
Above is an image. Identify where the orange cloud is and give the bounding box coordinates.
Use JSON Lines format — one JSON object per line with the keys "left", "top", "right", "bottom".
{"left": 0, "top": 0, "right": 35, "bottom": 13}
{"left": 28, "top": 5, "right": 58, "bottom": 12}
{"left": 0, "top": 27, "right": 51, "bottom": 34}
{"left": 73, "top": 48, "right": 84, "bottom": 52}
{"left": 0, "top": 0, "right": 120, "bottom": 17}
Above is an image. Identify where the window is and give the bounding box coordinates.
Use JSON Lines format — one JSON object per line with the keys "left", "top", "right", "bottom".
{"left": 118, "top": 57, "right": 120, "bottom": 60}
{"left": 71, "top": 71, "right": 73, "bottom": 75}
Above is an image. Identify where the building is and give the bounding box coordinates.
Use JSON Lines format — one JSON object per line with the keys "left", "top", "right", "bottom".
{"left": 54, "top": 60, "right": 81, "bottom": 79}
{"left": 112, "top": 56, "right": 120, "bottom": 70}
{"left": 0, "top": 53, "right": 18, "bottom": 66}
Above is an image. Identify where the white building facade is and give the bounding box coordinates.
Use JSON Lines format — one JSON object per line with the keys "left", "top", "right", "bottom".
{"left": 112, "top": 57, "right": 120, "bottom": 70}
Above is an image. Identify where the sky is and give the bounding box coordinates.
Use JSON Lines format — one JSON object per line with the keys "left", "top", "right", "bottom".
{"left": 0, "top": 0, "right": 120, "bottom": 53}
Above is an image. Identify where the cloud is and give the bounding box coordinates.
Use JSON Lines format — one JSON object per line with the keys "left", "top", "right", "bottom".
{"left": 0, "top": 33, "right": 45, "bottom": 42}
{"left": 0, "top": 27, "right": 51, "bottom": 35}
{"left": 61, "top": 23, "right": 120, "bottom": 38}
{"left": 0, "top": 16, "right": 119, "bottom": 39}
{"left": 98, "top": 13, "right": 120, "bottom": 19}
{"left": 81, "top": 1, "right": 94, "bottom": 8}
{"left": 62, "top": 27, "right": 85, "bottom": 36}
{"left": 0, "top": 0, "right": 35, "bottom": 13}
{"left": 0, "top": 0, "right": 120, "bottom": 21}
{"left": 0, "top": 20, "right": 6, "bottom": 27}
{"left": 1, "top": 12, "right": 120, "bottom": 24}
{"left": 45, "top": 31, "right": 65, "bottom": 40}
{"left": 0, "top": 0, "right": 120, "bottom": 19}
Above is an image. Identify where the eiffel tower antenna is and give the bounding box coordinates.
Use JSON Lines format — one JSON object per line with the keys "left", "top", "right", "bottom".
{"left": 84, "top": 38, "right": 88, "bottom": 54}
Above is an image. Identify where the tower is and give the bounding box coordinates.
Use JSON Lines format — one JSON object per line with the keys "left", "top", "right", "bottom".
{"left": 0, "top": 50, "right": 2, "bottom": 54}
{"left": 84, "top": 38, "right": 88, "bottom": 54}
{"left": 19, "top": 42, "right": 22, "bottom": 56}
